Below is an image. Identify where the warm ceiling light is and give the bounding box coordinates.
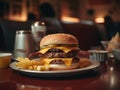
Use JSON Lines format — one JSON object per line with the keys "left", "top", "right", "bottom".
{"left": 95, "top": 17, "right": 104, "bottom": 23}
{"left": 61, "top": 17, "right": 80, "bottom": 23}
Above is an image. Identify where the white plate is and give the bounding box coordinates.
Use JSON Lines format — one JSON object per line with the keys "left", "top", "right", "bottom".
{"left": 9, "top": 60, "right": 100, "bottom": 78}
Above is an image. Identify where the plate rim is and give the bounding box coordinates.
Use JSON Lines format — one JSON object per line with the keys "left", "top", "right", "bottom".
{"left": 9, "top": 60, "right": 100, "bottom": 74}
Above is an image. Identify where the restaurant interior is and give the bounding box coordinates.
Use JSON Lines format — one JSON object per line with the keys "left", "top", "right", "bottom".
{"left": 0, "top": 0, "right": 120, "bottom": 51}
{"left": 1, "top": 1, "right": 120, "bottom": 90}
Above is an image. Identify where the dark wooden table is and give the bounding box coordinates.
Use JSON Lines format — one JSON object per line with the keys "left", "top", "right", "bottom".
{"left": 0, "top": 58, "right": 120, "bottom": 90}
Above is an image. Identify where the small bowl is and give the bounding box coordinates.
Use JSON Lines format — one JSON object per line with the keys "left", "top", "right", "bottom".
{"left": 112, "top": 49, "right": 120, "bottom": 63}
{"left": 0, "top": 53, "right": 12, "bottom": 68}
{"left": 88, "top": 50, "right": 108, "bottom": 63}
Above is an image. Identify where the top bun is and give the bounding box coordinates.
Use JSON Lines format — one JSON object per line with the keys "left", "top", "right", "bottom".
{"left": 40, "top": 33, "right": 79, "bottom": 47}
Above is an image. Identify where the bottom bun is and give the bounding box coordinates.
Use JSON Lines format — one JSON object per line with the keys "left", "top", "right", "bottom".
{"left": 49, "top": 63, "right": 79, "bottom": 70}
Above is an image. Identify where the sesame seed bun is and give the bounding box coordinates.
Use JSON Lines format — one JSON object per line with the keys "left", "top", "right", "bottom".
{"left": 40, "top": 33, "right": 79, "bottom": 47}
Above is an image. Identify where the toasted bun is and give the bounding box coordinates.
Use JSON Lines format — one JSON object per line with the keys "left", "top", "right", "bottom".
{"left": 40, "top": 33, "right": 79, "bottom": 47}
{"left": 49, "top": 63, "right": 79, "bottom": 70}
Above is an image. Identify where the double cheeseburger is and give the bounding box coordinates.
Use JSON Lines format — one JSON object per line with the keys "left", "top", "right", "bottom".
{"left": 38, "top": 33, "right": 80, "bottom": 70}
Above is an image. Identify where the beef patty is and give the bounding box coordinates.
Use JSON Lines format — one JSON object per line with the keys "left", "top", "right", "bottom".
{"left": 29, "top": 48, "right": 79, "bottom": 59}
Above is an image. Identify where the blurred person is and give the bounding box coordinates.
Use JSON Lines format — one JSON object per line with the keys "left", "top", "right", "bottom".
{"left": 39, "top": 3, "right": 56, "bottom": 18}
{"left": 27, "top": 13, "right": 37, "bottom": 21}
{"left": 38, "top": 3, "right": 64, "bottom": 35}
{"left": 104, "top": 15, "right": 118, "bottom": 40}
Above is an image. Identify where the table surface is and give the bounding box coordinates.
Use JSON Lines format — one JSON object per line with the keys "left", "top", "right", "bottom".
{"left": 0, "top": 58, "right": 120, "bottom": 90}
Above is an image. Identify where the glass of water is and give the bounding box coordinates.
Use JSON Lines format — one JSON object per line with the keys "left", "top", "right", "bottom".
{"left": 31, "top": 21, "right": 46, "bottom": 50}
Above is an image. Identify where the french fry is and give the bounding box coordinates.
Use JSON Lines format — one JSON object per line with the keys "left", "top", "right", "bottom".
{"left": 15, "top": 57, "right": 50, "bottom": 71}
{"left": 15, "top": 57, "right": 43, "bottom": 69}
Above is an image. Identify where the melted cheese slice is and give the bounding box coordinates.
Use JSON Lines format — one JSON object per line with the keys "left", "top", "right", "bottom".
{"left": 41, "top": 58, "right": 73, "bottom": 67}
{"left": 39, "top": 47, "right": 79, "bottom": 54}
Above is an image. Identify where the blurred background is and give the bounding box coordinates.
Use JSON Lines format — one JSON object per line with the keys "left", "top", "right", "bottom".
{"left": 0, "top": 0, "right": 120, "bottom": 23}
{"left": 0, "top": 0, "right": 120, "bottom": 51}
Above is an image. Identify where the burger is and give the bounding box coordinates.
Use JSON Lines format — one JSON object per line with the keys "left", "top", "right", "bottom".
{"left": 38, "top": 33, "right": 80, "bottom": 70}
